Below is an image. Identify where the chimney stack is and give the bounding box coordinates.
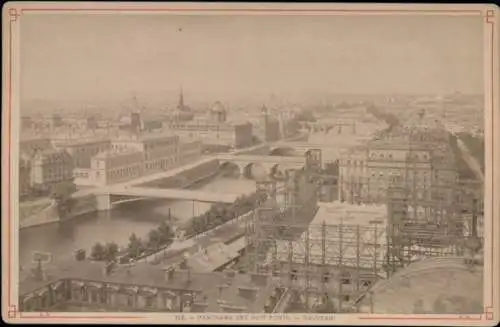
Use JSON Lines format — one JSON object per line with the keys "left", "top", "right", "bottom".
{"left": 165, "top": 267, "right": 176, "bottom": 282}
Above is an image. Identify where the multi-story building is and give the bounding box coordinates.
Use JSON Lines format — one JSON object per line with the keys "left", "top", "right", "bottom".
{"left": 256, "top": 106, "right": 281, "bottom": 142}
{"left": 178, "top": 138, "right": 202, "bottom": 165}
{"left": 30, "top": 148, "right": 74, "bottom": 191}
{"left": 53, "top": 138, "right": 111, "bottom": 169}
{"left": 165, "top": 120, "right": 253, "bottom": 149}
{"left": 338, "top": 114, "right": 458, "bottom": 222}
{"left": 19, "top": 153, "right": 32, "bottom": 197}
{"left": 88, "top": 148, "right": 144, "bottom": 186}
{"left": 20, "top": 137, "right": 53, "bottom": 156}
{"left": 112, "top": 133, "right": 180, "bottom": 174}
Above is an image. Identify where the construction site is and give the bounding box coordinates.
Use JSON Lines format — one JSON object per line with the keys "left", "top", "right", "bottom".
{"left": 237, "top": 148, "right": 483, "bottom": 313}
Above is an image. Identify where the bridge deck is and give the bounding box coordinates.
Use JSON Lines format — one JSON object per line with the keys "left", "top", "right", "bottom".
{"left": 217, "top": 154, "right": 305, "bottom": 164}
{"left": 98, "top": 186, "right": 243, "bottom": 203}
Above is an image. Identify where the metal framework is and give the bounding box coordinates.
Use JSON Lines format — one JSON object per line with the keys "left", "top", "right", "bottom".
{"left": 384, "top": 176, "right": 469, "bottom": 276}
{"left": 243, "top": 148, "right": 475, "bottom": 312}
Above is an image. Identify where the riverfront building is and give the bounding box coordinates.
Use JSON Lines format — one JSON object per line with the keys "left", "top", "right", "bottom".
{"left": 77, "top": 148, "right": 144, "bottom": 187}
{"left": 70, "top": 132, "right": 202, "bottom": 187}
{"left": 30, "top": 148, "right": 74, "bottom": 192}
{"left": 52, "top": 138, "right": 111, "bottom": 169}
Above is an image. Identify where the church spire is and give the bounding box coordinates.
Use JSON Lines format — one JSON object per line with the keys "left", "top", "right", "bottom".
{"left": 178, "top": 86, "right": 185, "bottom": 111}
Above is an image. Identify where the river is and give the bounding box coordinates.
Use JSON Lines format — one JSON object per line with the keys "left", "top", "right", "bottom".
{"left": 19, "top": 176, "right": 256, "bottom": 268}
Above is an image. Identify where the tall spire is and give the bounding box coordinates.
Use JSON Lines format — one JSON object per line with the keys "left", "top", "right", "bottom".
{"left": 178, "top": 86, "right": 185, "bottom": 111}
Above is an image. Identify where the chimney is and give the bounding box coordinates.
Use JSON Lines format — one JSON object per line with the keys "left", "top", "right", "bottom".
{"left": 103, "top": 261, "right": 115, "bottom": 277}
{"left": 250, "top": 273, "right": 268, "bottom": 287}
{"left": 165, "top": 267, "right": 176, "bottom": 282}
{"left": 238, "top": 286, "right": 259, "bottom": 301}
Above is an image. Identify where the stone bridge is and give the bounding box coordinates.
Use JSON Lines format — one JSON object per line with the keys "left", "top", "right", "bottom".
{"left": 216, "top": 154, "right": 307, "bottom": 179}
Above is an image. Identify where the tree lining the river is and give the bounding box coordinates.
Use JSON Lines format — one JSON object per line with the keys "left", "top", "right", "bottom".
{"left": 89, "top": 191, "right": 267, "bottom": 263}
{"left": 183, "top": 191, "right": 268, "bottom": 238}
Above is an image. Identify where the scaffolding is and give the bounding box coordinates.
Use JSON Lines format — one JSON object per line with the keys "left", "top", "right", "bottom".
{"left": 244, "top": 155, "right": 387, "bottom": 312}
{"left": 384, "top": 176, "right": 468, "bottom": 276}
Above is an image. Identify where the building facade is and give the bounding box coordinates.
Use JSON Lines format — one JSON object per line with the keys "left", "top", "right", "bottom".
{"left": 19, "top": 154, "right": 32, "bottom": 197}
{"left": 89, "top": 149, "right": 144, "bottom": 186}
{"left": 338, "top": 117, "right": 458, "bottom": 223}
{"left": 53, "top": 138, "right": 111, "bottom": 169}
{"left": 20, "top": 137, "right": 53, "bottom": 156}
{"left": 30, "top": 149, "right": 74, "bottom": 191}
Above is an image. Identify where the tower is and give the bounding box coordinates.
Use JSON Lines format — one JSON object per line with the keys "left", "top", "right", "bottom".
{"left": 178, "top": 86, "right": 185, "bottom": 111}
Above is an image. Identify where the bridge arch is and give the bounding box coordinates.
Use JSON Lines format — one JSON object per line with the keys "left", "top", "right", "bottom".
{"left": 243, "top": 162, "right": 266, "bottom": 180}
{"left": 269, "top": 164, "right": 286, "bottom": 180}
{"left": 219, "top": 161, "right": 241, "bottom": 178}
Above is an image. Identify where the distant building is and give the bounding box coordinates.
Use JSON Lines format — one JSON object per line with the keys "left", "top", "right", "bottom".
{"left": 208, "top": 101, "right": 227, "bottom": 124}
{"left": 21, "top": 116, "right": 33, "bottom": 130}
{"left": 20, "top": 137, "right": 53, "bottom": 156}
{"left": 178, "top": 139, "right": 202, "bottom": 165}
{"left": 86, "top": 116, "right": 98, "bottom": 131}
{"left": 88, "top": 148, "right": 144, "bottom": 186}
{"left": 258, "top": 106, "right": 280, "bottom": 142}
{"left": 19, "top": 153, "right": 32, "bottom": 197}
{"left": 165, "top": 120, "right": 253, "bottom": 149}
{"left": 112, "top": 133, "right": 180, "bottom": 174}
{"left": 30, "top": 148, "right": 74, "bottom": 191}
{"left": 50, "top": 114, "right": 63, "bottom": 129}
{"left": 53, "top": 138, "right": 111, "bottom": 169}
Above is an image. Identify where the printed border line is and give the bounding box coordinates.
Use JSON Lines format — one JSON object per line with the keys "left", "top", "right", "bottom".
{"left": 19, "top": 8, "right": 484, "bottom": 14}
{"left": 5, "top": 6, "right": 495, "bottom": 322}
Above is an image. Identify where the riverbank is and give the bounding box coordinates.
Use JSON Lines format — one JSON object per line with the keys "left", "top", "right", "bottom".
{"left": 19, "top": 161, "right": 222, "bottom": 231}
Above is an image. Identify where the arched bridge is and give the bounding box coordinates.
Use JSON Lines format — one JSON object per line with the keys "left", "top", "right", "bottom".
{"left": 216, "top": 154, "right": 306, "bottom": 179}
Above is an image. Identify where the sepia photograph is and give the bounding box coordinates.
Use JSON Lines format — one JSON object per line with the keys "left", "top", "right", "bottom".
{"left": 2, "top": 2, "right": 499, "bottom": 325}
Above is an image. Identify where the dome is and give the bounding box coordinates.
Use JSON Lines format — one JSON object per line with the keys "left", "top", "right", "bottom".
{"left": 210, "top": 101, "right": 226, "bottom": 113}
{"left": 355, "top": 257, "right": 483, "bottom": 314}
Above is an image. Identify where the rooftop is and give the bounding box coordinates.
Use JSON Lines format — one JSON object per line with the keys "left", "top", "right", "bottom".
{"left": 93, "top": 148, "right": 142, "bottom": 159}
{"left": 19, "top": 258, "right": 278, "bottom": 313}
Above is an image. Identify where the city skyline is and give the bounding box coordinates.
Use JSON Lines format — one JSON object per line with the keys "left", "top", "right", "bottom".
{"left": 21, "top": 14, "right": 483, "bottom": 106}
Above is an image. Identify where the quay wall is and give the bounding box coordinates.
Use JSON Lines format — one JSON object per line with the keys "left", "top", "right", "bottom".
{"left": 19, "top": 159, "right": 222, "bottom": 230}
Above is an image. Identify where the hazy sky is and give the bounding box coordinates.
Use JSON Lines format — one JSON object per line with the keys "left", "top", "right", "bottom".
{"left": 21, "top": 14, "right": 484, "bottom": 104}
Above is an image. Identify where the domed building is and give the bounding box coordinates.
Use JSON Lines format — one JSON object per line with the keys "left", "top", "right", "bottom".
{"left": 354, "top": 256, "right": 483, "bottom": 314}
{"left": 208, "top": 101, "right": 227, "bottom": 123}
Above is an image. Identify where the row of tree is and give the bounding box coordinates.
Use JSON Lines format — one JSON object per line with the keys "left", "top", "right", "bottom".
{"left": 90, "top": 220, "right": 175, "bottom": 263}
{"left": 184, "top": 191, "right": 268, "bottom": 238}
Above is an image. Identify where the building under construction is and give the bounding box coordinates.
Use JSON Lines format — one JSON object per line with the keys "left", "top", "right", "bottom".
{"left": 242, "top": 149, "right": 474, "bottom": 313}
